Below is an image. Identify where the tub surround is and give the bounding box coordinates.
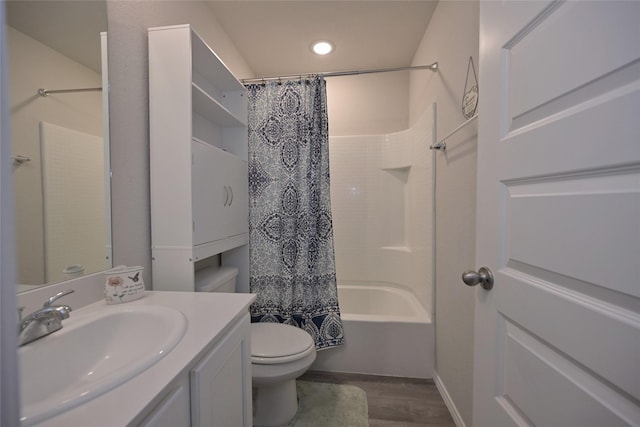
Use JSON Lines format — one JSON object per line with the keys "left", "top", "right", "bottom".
{"left": 329, "top": 106, "right": 434, "bottom": 314}
{"left": 24, "top": 291, "right": 255, "bottom": 427}
{"left": 325, "top": 107, "right": 435, "bottom": 379}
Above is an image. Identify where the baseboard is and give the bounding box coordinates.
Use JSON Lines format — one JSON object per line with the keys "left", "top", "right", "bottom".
{"left": 433, "top": 372, "right": 467, "bottom": 427}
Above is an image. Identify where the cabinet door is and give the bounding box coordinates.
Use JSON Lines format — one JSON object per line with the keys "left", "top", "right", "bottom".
{"left": 192, "top": 140, "right": 227, "bottom": 246}
{"left": 225, "top": 155, "right": 248, "bottom": 238}
{"left": 191, "top": 316, "right": 251, "bottom": 427}
{"left": 138, "top": 382, "right": 190, "bottom": 427}
{"left": 192, "top": 140, "right": 248, "bottom": 247}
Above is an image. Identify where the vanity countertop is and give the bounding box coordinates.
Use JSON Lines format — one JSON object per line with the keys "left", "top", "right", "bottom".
{"left": 28, "top": 291, "right": 256, "bottom": 427}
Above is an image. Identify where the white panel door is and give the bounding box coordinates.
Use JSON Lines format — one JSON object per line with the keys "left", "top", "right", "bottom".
{"left": 474, "top": 1, "right": 640, "bottom": 426}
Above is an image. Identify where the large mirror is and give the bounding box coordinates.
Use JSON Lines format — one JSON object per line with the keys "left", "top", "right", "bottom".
{"left": 6, "top": 1, "right": 110, "bottom": 292}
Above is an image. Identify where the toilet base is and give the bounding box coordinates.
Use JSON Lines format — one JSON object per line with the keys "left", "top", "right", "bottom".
{"left": 253, "top": 379, "right": 298, "bottom": 427}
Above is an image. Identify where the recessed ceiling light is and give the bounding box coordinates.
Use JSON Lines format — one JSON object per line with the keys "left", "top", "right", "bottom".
{"left": 312, "top": 40, "right": 334, "bottom": 55}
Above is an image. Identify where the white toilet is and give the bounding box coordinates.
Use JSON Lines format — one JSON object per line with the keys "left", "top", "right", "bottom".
{"left": 196, "top": 266, "right": 317, "bottom": 427}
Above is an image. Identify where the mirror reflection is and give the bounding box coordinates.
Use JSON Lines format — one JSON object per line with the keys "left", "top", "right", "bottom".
{"left": 7, "top": 1, "right": 110, "bottom": 292}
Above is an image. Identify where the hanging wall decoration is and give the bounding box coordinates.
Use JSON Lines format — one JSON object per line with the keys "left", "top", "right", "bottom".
{"left": 462, "top": 56, "right": 479, "bottom": 119}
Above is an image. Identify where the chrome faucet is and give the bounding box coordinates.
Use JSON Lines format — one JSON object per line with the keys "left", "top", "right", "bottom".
{"left": 18, "top": 289, "right": 74, "bottom": 346}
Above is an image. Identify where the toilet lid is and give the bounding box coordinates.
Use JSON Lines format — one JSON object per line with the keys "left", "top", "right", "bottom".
{"left": 251, "top": 323, "right": 314, "bottom": 359}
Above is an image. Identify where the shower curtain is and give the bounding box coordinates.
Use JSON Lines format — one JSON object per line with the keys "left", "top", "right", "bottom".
{"left": 246, "top": 77, "right": 344, "bottom": 350}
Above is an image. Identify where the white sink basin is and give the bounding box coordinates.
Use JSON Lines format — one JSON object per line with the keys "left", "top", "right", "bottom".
{"left": 19, "top": 304, "right": 187, "bottom": 426}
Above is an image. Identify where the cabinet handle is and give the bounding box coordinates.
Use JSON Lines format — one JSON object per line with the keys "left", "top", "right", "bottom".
{"left": 223, "top": 186, "right": 229, "bottom": 206}
{"left": 229, "top": 186, "right": 233, "bottom": 206}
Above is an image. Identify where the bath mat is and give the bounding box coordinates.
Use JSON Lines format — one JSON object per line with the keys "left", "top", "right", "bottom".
{"left": 287, "top": 381, "right": 369, "bottom": 427}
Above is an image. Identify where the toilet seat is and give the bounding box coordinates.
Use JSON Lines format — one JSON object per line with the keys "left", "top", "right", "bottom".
{"left": 251, "top": 323, "right": 315, "bottom": 365}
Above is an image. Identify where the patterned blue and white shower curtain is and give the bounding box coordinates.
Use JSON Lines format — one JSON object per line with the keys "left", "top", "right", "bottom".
{"left": 246, "top": 77, "right": 344, "bottom": 350}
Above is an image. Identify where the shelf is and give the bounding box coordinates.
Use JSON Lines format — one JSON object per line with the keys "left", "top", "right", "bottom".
{"left": 151, "top": 231, "right": 248, "bottom": 265}
{"left": 191, "top": 137, "right": 247, "bottom": 165}
{"left": 381, "top": 165, "right": 411, "bottom": 171}
{"left": 193, "top": 234, "right": 249, "bottom": 262}
{"left": 380, "top": 246, "right": 413, "bottom": 253}
{"left": 192, "top": 83, "right": 247, "bottom": 127}
{"left": 190, "top": 27, "right": 245, "bottom": 93}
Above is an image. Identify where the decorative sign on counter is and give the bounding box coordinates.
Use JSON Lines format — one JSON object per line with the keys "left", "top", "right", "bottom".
{"left": 462, "top": 56, "right": 478, "bottom": 119}
{"left": 104, "top": 265, "right": 146, "bottom": 304}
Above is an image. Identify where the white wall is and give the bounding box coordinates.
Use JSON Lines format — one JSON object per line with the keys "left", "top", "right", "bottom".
{"left": 327, "top": 72, "right": 409, "bottom": 136}
{"left": 8, "top": 27, "right": 102, "bottom": 285}
{"left": 409, "top": 1, "right": 479, "bottom": 426}
{"left": 106, "top": 1, "right": 253, "bottom": 287}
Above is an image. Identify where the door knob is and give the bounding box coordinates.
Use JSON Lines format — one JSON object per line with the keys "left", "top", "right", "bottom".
{"left": 462, "top": 266, "right": 494, "bottom": 290}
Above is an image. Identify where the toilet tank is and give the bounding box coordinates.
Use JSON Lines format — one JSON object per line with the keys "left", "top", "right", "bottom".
{"left": 195, "top": 266, "right": 239, "bottom": 293}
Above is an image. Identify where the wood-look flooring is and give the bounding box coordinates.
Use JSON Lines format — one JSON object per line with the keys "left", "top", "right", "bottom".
{"left": 300, "top": 371, "right": 456, "bottom": 427}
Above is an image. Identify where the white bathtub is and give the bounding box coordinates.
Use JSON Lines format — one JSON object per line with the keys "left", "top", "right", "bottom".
{"left": 311, "top": 281, "right": 434, "bottom": 379}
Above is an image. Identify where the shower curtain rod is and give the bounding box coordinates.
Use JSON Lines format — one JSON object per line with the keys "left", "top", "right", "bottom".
{"left": 241, "top": 62, "right": 438, "bottom": 84}
{"left": 38, "top": 87, "right": 102, "bottom": 97}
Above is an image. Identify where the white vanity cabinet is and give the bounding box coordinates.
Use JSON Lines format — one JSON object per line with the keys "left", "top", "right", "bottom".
{"left": 139, "top": 312, "right": 252, "bottom": 427}
{"left": 148, "top": 24, "right": 249, "bottom": 292}
{"left": 28, "top": 292, "right": 256, "bottom": 427}
{"left": 190, "top": 312, "right": 252, "bottom": 427}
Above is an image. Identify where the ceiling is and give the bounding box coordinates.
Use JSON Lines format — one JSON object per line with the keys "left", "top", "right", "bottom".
{"left": 207, "top": 1, "right": 438, "bottom": 78}
{"left": 5, "top": 1, "right": 437, "bottom": 78}
{"left": 6, "top": 1, "right": 107, "bottom": 73}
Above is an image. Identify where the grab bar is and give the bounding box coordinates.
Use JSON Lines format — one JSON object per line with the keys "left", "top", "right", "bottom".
{"left": 430, "top": 114, "right": 478, "bottom": 151}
